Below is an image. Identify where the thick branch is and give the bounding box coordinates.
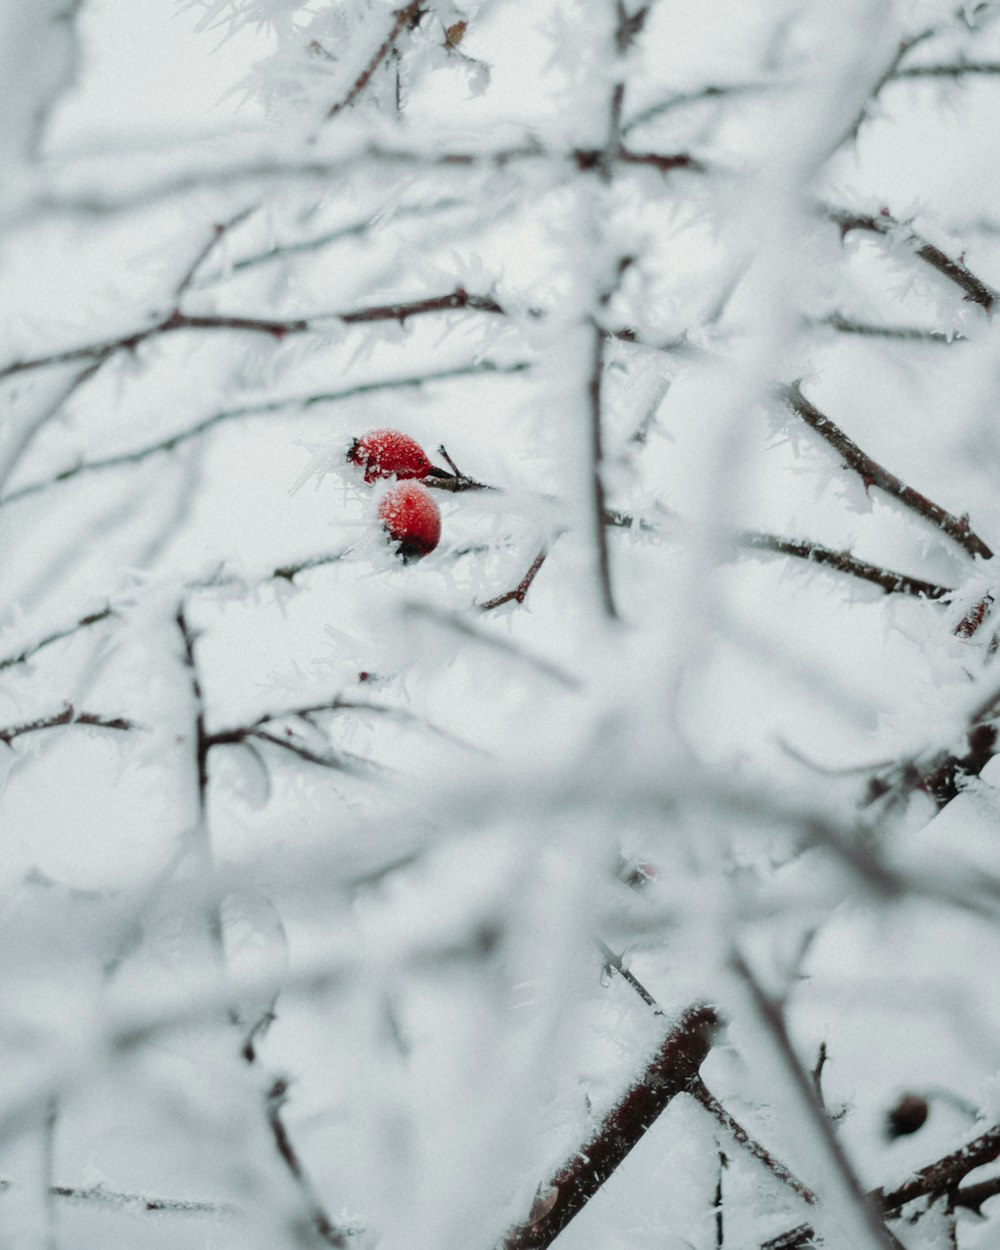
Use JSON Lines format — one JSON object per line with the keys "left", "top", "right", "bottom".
{"left": 781, "top": 382, "right": 993, "bottom": 560}
{"left": 497, "top": 1005, "right": 719, "bottom": 1250}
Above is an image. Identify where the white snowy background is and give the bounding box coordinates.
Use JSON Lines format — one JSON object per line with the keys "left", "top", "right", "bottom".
{"left": 1, "top": 1, "right": 1000, "bottom": 1248}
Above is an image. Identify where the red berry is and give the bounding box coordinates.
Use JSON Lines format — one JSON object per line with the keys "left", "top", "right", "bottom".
{"left": 348, "top": 429, "right": 433, "bottom": 483}
{"left": 378, "top": 481, "right": 441, "bottom": 561}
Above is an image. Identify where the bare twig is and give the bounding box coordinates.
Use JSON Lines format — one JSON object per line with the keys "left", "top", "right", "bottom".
{"left": 766, "top": 1121, "right": 1000, "bottom": 1248}
{"left": 175, "top": 207, "right": 257, "bottom": 299}
{"left": 781, "top": 382, "right": 994, "bottom": 560}
{"left": 480, "top": 550, "right": 548, "bottom": 610}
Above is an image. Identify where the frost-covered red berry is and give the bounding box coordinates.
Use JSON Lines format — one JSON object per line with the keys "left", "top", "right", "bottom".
{"left": 348, "top": 428, "right": 433, "bottom": 483}
{"left": 378, "top": 481, "right": 441, "bottom": 561}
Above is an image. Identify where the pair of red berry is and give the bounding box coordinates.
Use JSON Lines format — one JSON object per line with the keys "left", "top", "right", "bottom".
{"left": 347, "top": 429, "right": 443, "bottom": 560}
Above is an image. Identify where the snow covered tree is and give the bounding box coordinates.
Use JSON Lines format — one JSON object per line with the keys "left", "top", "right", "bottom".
{"left": 2, "top": 1, "right": 1000, "bottom": 1247}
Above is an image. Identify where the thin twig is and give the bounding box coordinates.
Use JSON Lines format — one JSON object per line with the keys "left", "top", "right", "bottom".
{"left": 811, "top": 1042, "right": 828, "bottom": 1109}
{"left": 0, "top": 361, "right": 529, "bottom": 508}
{"left": 894, "top": 61, "right": 1000, "bottom": 77}
{"left": 266, "top": 1078, "right": 349, "bottom": 1247}
{"left": 781, "top": 382, "right": 993, "bottom": 560}
{"left": 480, "top": 550, "right": 548, "bottom": 610}
{"left": 593, "top": 936, "right": 663, "bottom": 1013}
{"left": 327, "top": 2, "right": 425, "bottom": 119}
{"left": 689, "top": 1078, "right": 818, "bottom": 1207}
{"left": 0, "top": 290, "right": 512, "bottom": 383}
{"left": 0, "top": 607, "right": 116, "bottom": 673}
{"left": 738, "top": 530, "right": 953, "bottom": 598}
{"left": 826, "top": 205, "right": 997, "bottom": 313}
{"left": 0, "top": 704, "right": 135, "bottom": 746}
{"left": 816, "top": 314, "right": 963, "bottom": 343}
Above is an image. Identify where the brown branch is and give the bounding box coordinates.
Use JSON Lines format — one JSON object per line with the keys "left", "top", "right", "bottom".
{"left": 0, "top": 704, "right": 135, "bottom": 746}
{"left": 826, "top": 205, "right": 997, "bottom": 312}
{"left": 599, "top": 940, "right": 818, "bottom": 1211}
{"left": 480, "top": 550, "right": 548, "bottom": 610}
{"left": 766, "top": 1122, "right": 1000, "bottom": 1248}
{"left": 199, "top": 196, "right": 468, "bottom": 281}
{"left": 248, "top": 728, "right": 382, "bottom": 777}
{"left": 497, "top": 1005, "right": 720, "bottom": 1250}
{"left": 15, "top": 142, "right": 702, "bottom": 224}
{"left": 738, "top": 531, "right": 953, "bottom": 598}
{"left": 880, "top": 1121, "right": 1000, "bottom": 1212}
{"left": 689, "top": 1078, "right": 818, "bottom": 1207}
{"left": 0, "top": 361, "right": 529, "bottom": 508}
{"left": 838, "top": 32, "right": 936, "bottom": 146}
{"left": 781, "top": 381, "right": 994, "bottom": 559}
{"left": 327, "top": 1, "right": 425, "bottom": 119}
{"left": 811, "top": 1042, "right": 828, "bottom": 1109}
{"left": 0, "top": 290, "right": 513, "bottom": 383}
{"left": 593, "top": 937, "right": 663, "bottom": 1013}
{"left": 950, "top": 1173, "right": 1000, "bottom": 1214}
